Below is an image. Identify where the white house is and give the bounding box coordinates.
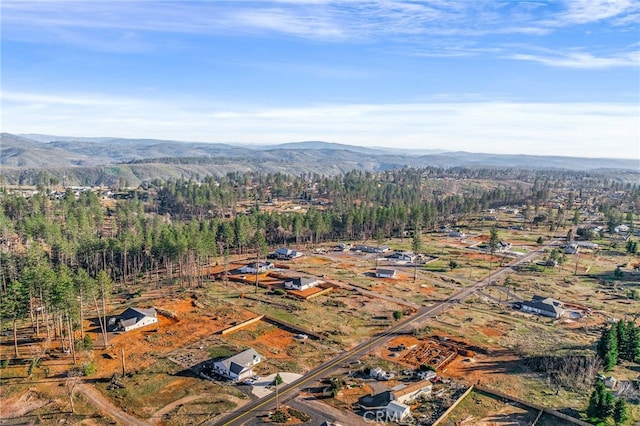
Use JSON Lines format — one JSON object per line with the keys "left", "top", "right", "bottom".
{"left": 212, "top": 348, "right": 262, "bottom": 381}
{"left": 355, "top": 245, "right": 390, "bottom": 253}
{"left": 387, "top": 251, "right": 417, "bottom": 263}
{"left": 604, "top": 376, "right": 617, "bottom": 389}
{"left": 416, "top": 370, "right": 437, "bottom": 381}
{"left": 375, "top": 268, "right": 397, "bottom": 279}
{"left": 448, "top": 230, "right": 466, "bottom": 238}
{"left": 520, "top": 295, "right": 565, "bottom": 319}
{"left": 274, "top": 247, "right": 303, "bottom": 260}
{"left": 498, "top": 241, "right": 512, "bottom": 252}
{"left": 391, "top": 380, "right": 432, "bottom": 404}
{"left": 284, "top": 277, "right": 319, "bottom": 291}
{"left": 239, "top": 262, "right": 274, "bottom": 274}
{"left": 562, "top": 244, "right": 579, "bottom": 254}
{"left": 109, "top": 307, "right": 158, "bottom": 332}
{"left": 576, "top": 241, "right": 599, "bottom": 250}
{"left": 385, "top": 401, "right": 411, "bottom": 423}
{"left": 370, "top": 367, "right": 386, "bottom": 379}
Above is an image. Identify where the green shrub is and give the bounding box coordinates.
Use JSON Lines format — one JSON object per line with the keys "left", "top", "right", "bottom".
{"left": 82, "top": 361, "right": 96, "bottom": 376}
{"left": 83, "top": 334, "right": 93, "bottom": 350}
{"left": 289, "top": 408, "right": 310, "bottom": 422}
{"left": 271, "top": 410, "right": 287, "bottom": 423}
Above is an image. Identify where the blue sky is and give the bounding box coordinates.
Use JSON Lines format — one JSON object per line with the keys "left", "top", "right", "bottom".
{"left": 1, "top": 0, "right": 639, "bottom": 158}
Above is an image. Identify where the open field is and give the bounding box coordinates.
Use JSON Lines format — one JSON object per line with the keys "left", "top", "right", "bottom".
{"left": 442, "top": 389, "right": 546, "bottom": 426}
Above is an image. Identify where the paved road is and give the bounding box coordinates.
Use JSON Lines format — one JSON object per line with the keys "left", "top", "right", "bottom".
{"left": 212, "top": 241, "right": 557, "bottom": 426}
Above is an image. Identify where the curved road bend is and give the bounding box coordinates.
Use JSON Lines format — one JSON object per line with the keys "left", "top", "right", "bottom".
{"left": 212, "top": 241, "right": 557, "bottom": 426}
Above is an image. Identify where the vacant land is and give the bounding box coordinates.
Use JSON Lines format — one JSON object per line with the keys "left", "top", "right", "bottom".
{"left": 443, "top": 389, "right": 546, "bottom": 426}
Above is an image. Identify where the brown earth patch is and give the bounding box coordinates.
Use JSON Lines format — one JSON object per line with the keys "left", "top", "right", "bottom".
{"left": 91, "top": 298, "right": 255, "bottom": 378}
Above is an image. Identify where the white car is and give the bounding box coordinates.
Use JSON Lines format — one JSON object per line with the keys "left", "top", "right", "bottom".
{"left": 243, "top": 378, "right": 255, "bottom": 385}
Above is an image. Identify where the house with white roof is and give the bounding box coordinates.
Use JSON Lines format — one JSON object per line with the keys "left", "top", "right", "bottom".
{"left": 284, "top": 277, "right": 319, "bottom": 291}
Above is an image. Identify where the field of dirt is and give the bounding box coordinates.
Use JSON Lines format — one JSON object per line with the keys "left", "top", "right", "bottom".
{"left": 443, "top": 389, "right": 540, "bottom": 426}
{"left": 90, "top": 298, "right": 257, "bottom": 378}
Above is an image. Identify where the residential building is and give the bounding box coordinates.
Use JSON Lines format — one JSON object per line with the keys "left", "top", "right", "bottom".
{"left": 387, "top": 251, "right": 417, "bottom": 263}
{"left": 375, "top": 268, "right": 397, "bottom": 279}
{"left": 274, "top": 247, "right": 303, "bottom": 260}
{"left": 498, "top": 241, "right": 512, "bottom": 252}
{"left": 284, "top": 277, "right": 319, "bottom": 291}
{"left": 448, "top": 230, "right": 466, "bottom": 238}
{"left": 385, "top": 401, "right": 411, "bottom": 423}
{"left": 520, "top": 295, "right": 565, "bottom": 319}
{"left": 355, "top": 244, "right": 391, "bottom": 253}
{"left": 108, "top": 307, "right": 158, "bottom": 332}
{"left": 212, "top": 348, "right": 262, "bottom": 381}
{"left": 239, "top": 262, "right": 274, "bottom": 274}
{"left": 357, "top": 391, "right": 393, "bottom": 411}
{"left": 391, "top": 380, "right": 432, "bottom": 404}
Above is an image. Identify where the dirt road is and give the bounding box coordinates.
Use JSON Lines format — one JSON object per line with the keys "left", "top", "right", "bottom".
{"left": 76, "top": 383, "right": 151, "bottom": 426}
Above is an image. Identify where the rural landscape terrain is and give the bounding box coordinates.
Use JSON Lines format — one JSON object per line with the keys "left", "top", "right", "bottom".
{"left": 1, "top": 135, "right": 639, "bottom": 425}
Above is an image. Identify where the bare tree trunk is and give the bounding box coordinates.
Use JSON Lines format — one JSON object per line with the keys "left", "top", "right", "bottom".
{"left": 92, "top": 296, "right": 108, "bottom": 348}
{"left": 13, "top": 317, "right": 19, "bottom": 358}
{"left": 67, "top": 316, "right": 76, "bottom": 364}
{"left": 79, "top": 287, "right": 84, "bottom": 339}
{"left": 35, "top": 307, "right": 40, "bottom": 337}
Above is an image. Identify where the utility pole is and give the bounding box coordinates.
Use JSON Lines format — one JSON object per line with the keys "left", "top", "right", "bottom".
{"left": 121, "top": 347, "right": 126, "bottom": 377}
{"left": 275, "top": 373, "right": 279, "bottom": 409}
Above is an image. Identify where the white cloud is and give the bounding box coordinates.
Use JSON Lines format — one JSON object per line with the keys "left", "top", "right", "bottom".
{"left": 3, "top": 0, "right": 637, "bottom": 42}
{"left": 2, "top": 91, "right": 638, "bottom": 159}
{"left": 3, "top": 0, "right": 638, "bottom": 71}
{"left": 509, "top": 49, "right": 640, "bottom": 68}
{"left": 562, "top": 0, "right": 637, "bottom": 24}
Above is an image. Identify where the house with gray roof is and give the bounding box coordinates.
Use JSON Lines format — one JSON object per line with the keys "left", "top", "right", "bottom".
{"left": 274, "top": 247, "right": 304, "bottom": 260}
{"left": 357, "top": 390, "right": 393, "bottom": 411}
{"left": 108, "top": 307, "right": 158, "bottom": 332}
{"left": 239, "top": 262, "right": 274, "bottom": 274}
{"left": 520, "top": 295, "right": 565, "bottom": 319}
{"left": 212, "top": 348, "right": 262, "bottom": 381}
{"left": 375, "top": 268, "right": 397, "bottom": 279}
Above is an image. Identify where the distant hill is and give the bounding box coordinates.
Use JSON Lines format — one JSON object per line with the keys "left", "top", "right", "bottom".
{"left": 1, "top": 133, "right": 637, "bottom": 186}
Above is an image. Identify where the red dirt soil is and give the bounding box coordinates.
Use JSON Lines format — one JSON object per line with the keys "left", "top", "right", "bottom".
{"left": 91, "top": 298, "right": 255, "bottom": 378}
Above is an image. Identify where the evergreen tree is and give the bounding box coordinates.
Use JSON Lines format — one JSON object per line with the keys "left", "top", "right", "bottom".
{"left": 601, "top": 391, "right": 615, "bottom": 419}
{"left": 597, "top": 326, "right": 619, "bottom": 371}
{"left": 613, "top": 398, "right": 627, "bottom": 424}
{"left": 627, "top": 322, "right": 640, "bottom": 362}
{"left": 586, "top": 385, "right": 600, "bottom": 419}
{"left": 615, "top": 320, "right": 629, "bottom": 360}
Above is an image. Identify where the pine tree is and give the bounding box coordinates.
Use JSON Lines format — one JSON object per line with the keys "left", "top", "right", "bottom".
{"left": 586, "top": 385, "right": 601, "bottom": 419}
{"left": 616, "top": 320, "right": 629, "bottom": 360}
{"left": 628, "top": 323, "right": 640, "bottom": 362}
{"left": 602, "top": 391, "right": 616, "bottom": 419}
{"left": 613, "top": 398, "right": 628, "bottom": 424}
{"left": 597, "top": 326, "right": 619, "bottom": 371}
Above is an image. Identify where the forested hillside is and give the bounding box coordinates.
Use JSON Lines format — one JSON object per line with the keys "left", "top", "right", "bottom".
{"left": 2, "top": 133, "right": 637, "bottom": 187}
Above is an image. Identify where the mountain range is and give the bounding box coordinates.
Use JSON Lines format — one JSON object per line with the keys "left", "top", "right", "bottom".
{"left": 1, "top": 133, "right": 637, "bottom": 187}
